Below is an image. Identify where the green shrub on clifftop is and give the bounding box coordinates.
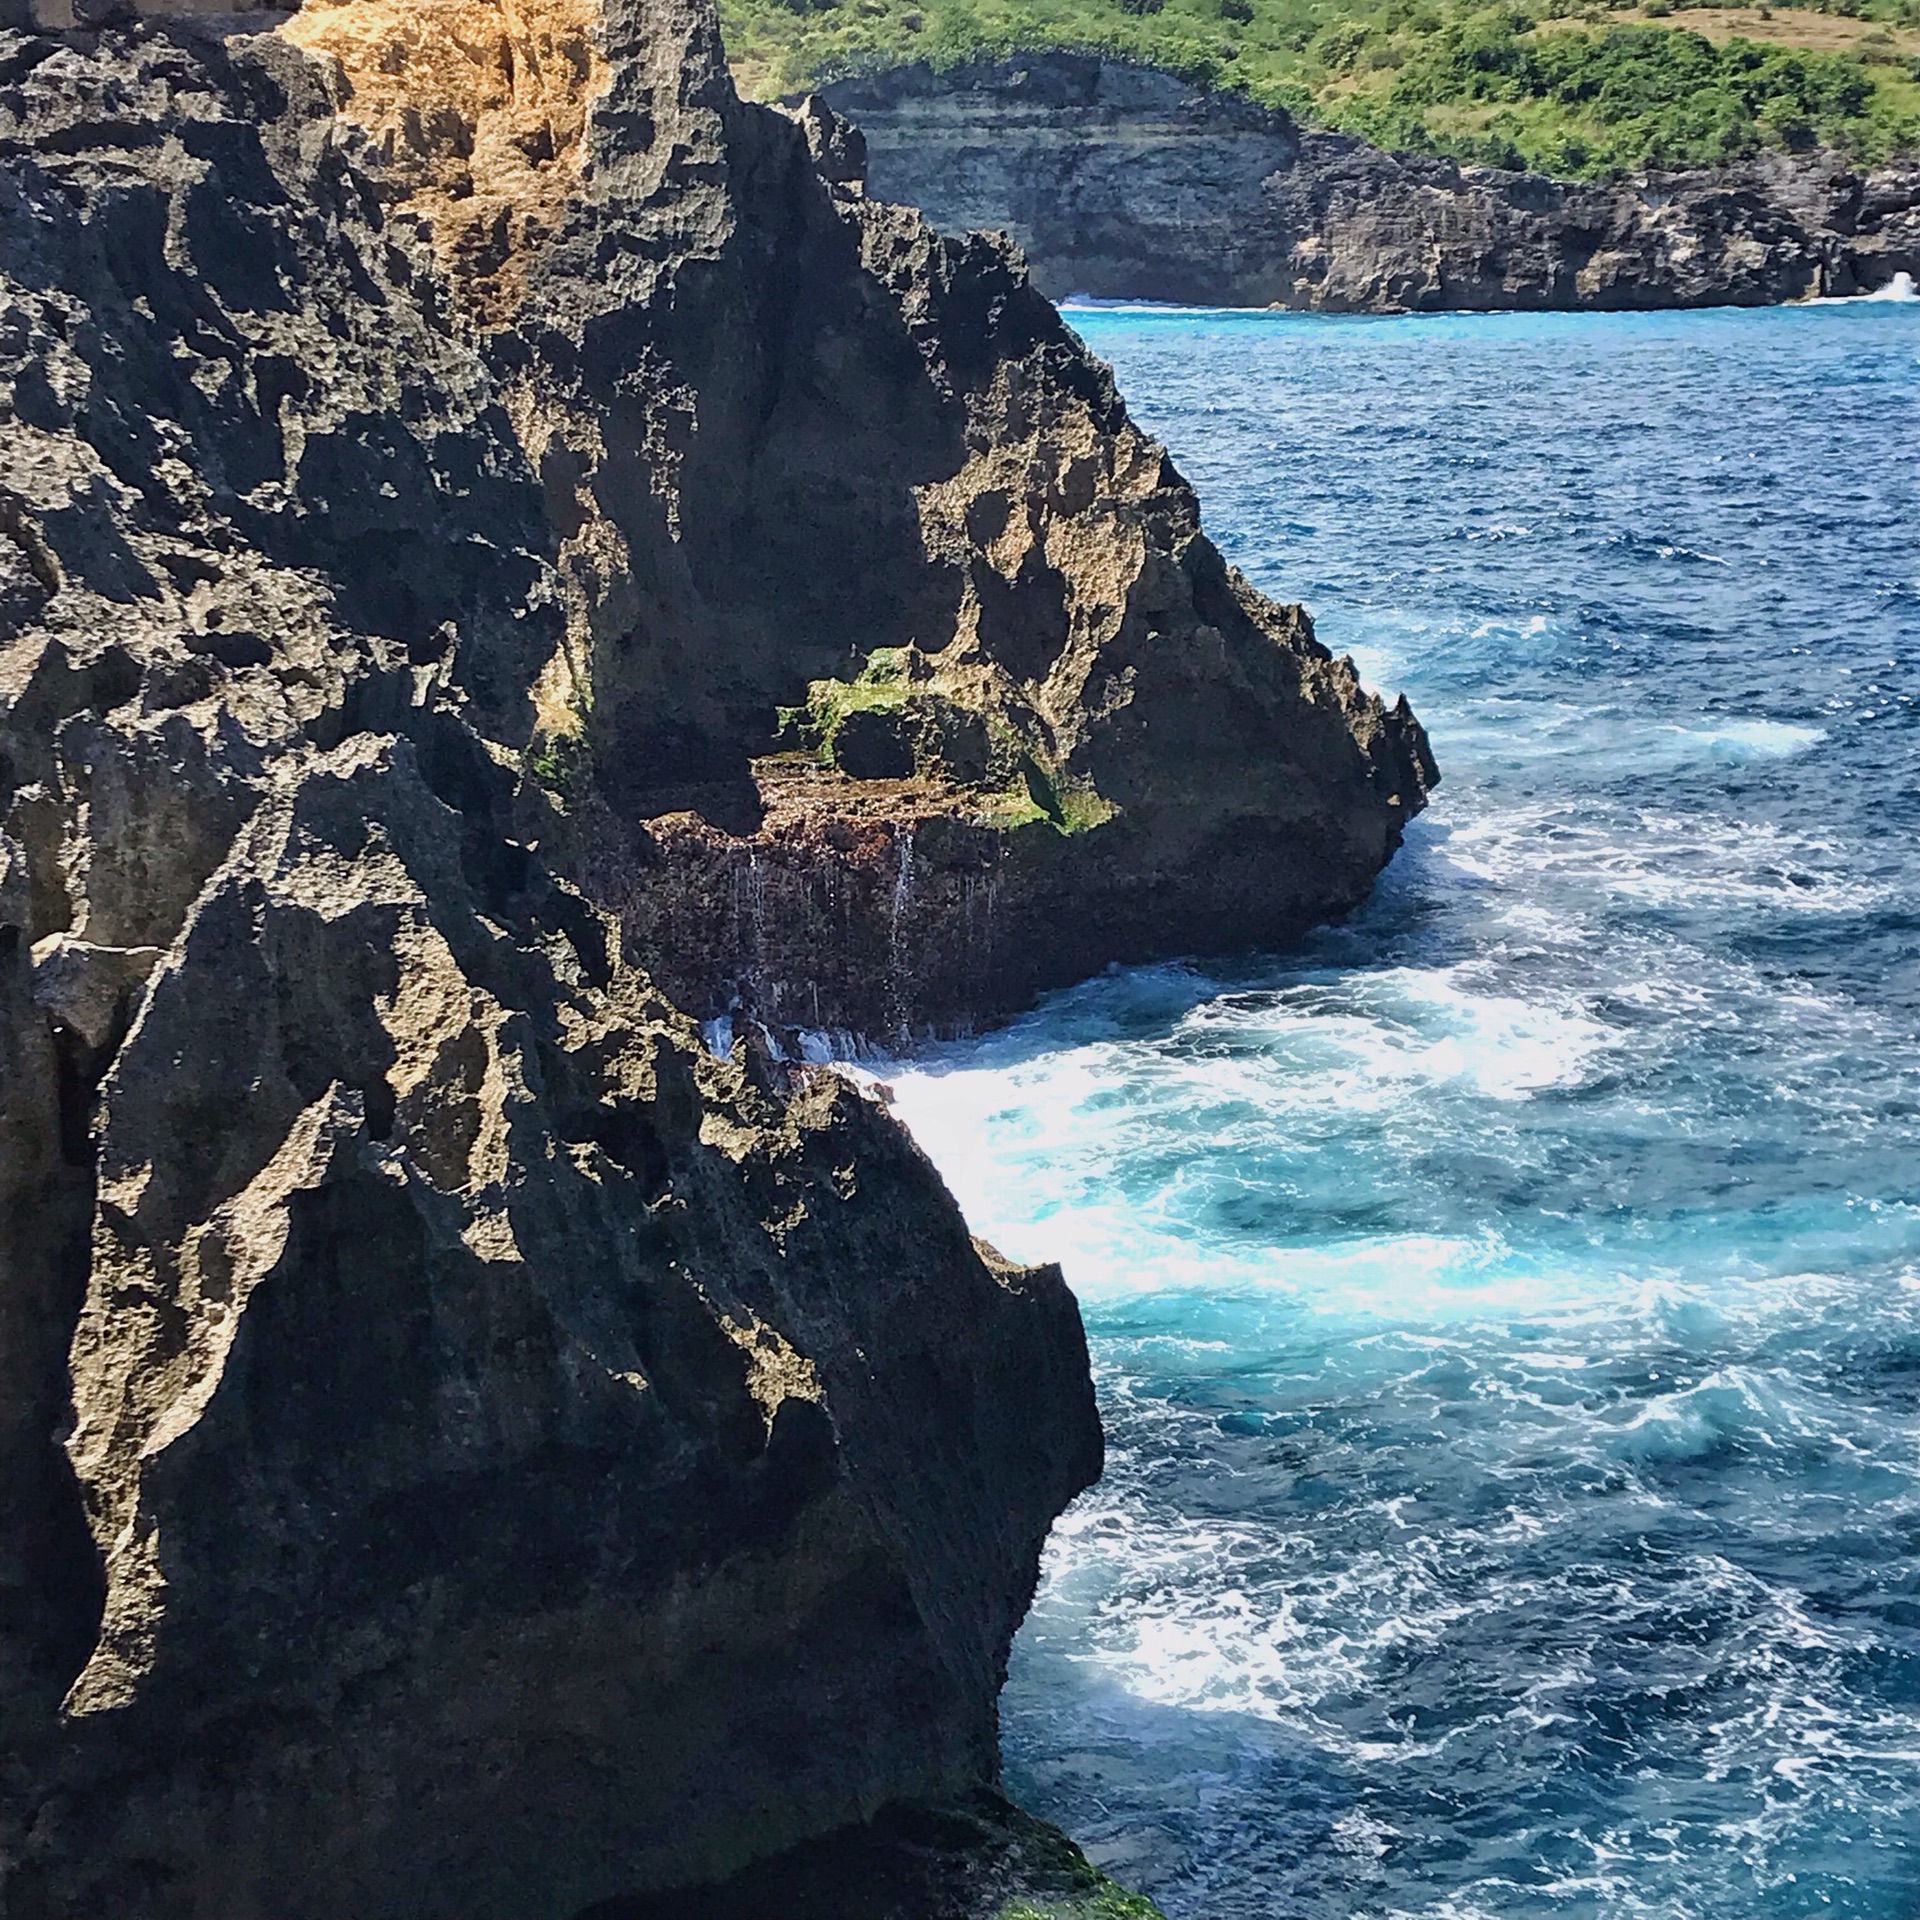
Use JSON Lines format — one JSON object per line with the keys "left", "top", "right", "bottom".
{"left": 723, "top": 0, "right": 1920, "bottom": 175}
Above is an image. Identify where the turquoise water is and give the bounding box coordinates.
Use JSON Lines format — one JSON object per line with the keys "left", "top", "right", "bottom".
{"left": 877, "top": 299, "right": 1920, "bottom": 1918}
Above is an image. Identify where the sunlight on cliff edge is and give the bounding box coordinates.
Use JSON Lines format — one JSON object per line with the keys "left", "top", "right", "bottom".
{"left": 280, "top": 0, "right": 609, "bottom": 306}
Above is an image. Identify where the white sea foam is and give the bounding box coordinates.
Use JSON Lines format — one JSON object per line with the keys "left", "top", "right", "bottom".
{"left": 1863, "top": 270, "right": 1917, "bottom": 302}
{"left": 1435, "top": 803, "right": 1890, "bottom": 915}
{"left": 1039, "top": 1495, "right": 1476, "bottom": 1738}
{"left": 983, "top": 301, "right": 1920, "bottom": 1920}
{"left": 1659, "top": 718, "right": 1827, "bottom": 763}
{"left": 877, "top": 965, "right": 1618, "bottom": 1297}
{"left": 1022, "top": 1311, "right": 1910, "bottom": 1778}
{"left": 1154, "top": 974, "right": 1616, "bottom": 1113}
{"left": 1060, "top": 296, "right": 1206, "bottom": 314}
{"left": 1605, "top": 1365, "right": 1836, "bottom": 1465}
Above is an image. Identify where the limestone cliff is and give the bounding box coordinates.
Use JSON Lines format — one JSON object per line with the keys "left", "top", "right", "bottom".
{"left": 0, "top": 9, "right": 1107, "bottom": 1915}
{"left": 0, "top": 0, "right": 1426, "bottom": 1912}
{"left": 826, "top": 55, "right": 1920, "bottom": 311}
{"left": 494, "top": 32, "right": 1430, "bottom": 1041}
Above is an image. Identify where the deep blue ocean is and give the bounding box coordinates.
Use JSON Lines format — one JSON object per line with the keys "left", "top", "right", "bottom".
{"left": 875, "top": 295, "right": 1920, "bottom": 1918}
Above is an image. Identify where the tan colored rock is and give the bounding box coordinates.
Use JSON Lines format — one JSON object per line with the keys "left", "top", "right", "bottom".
{"left": 280, "top": 0, "right": 608, "bottom": 310}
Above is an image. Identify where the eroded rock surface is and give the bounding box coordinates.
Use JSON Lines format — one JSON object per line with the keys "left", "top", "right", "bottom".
{"left": 0, "top": 12, "right": 1101, "bottom": 1916}
{"left": 520, "top": 69, "right": 1434, "bottom": 1037}
{"left": 826, "top": 54, "right": 1920, "bottom": 310}
{"left": 0, "top": 0, "right": 1429, "bottom": 1910}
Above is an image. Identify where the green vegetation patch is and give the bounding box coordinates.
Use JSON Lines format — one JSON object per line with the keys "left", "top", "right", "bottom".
{"left": 723, "top": 0, "right": 1920, "bottom": 176}
{"left": 780, "top": 649, "right": 1118, "bottom": 835}
{"left": 1335, "top": 13, "right": 1917, "bottom": 170}
{"left": 995, "top": 1889, "right": 1166, "bottom": 1920}
{"left": 985, "top": 1803, "right": 1169, "bottom": 1920}
{"left": 980, "top": 757, "right": 1118, "bottom": 832}
{"left": 526, "top": 727, "right": 593, "bottom": 808}
{"left": 777, "top": 646, "right": 915, "bottom": 759}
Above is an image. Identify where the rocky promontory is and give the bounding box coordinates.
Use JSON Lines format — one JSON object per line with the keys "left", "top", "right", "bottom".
{"left": 825, "top": 54, "right": 1920, "bottom": 310}
{"left": 0, "top": 0, "right": 1427, "bottom": 1913}
{"left": 534, "top": 62, "right": 1434, "bottom": 1042}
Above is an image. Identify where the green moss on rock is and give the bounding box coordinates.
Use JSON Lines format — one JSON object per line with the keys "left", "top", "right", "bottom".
{"left": 974, "top": 756, "right": 1118, "bottom": 836}
{"left": 778, "top": 649, "right": 1117, "bottom": 831}
{"left": 778, "top": 647, "right": 917, "bottom": 762}
{"left": 996, "top": 1893, "right": 1166, "bottom": 1920}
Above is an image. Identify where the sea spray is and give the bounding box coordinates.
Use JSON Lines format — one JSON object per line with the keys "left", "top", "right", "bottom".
{"left": 867, "top": 298, "right": 1920, "bottom": 1920}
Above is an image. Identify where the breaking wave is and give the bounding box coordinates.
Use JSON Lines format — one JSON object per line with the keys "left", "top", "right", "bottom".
{"left": 868, "top": 299, "right": 1920, "bottom": 1919}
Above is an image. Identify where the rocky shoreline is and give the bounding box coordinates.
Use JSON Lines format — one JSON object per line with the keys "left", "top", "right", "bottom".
{"left": 825, "top": 53, "right": 1920, "bottom": 311}
{"left": 0, "top": 1, "right": 1427, "bottom": 1914}
{"left": 595, "top": 568, "right": 1430, "bottom": 1045}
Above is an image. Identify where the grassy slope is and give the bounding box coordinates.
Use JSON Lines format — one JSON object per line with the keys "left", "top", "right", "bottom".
{"left": 723, "top": 0, "right": 1920, "bottom": 178}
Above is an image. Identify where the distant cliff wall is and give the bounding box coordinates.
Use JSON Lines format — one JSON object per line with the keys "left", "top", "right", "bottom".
{"left": 825, "top": 54, "right": 1920, "bottom": 310}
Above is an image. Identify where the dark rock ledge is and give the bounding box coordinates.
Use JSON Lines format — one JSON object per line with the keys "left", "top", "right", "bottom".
{"left": 0, "top": 1, "right": 1427, "bottom": 1914}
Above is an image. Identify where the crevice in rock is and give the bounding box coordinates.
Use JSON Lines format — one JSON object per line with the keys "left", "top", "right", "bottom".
{"left": 50, "top": 1019, "right": 109, "bottom": 1168}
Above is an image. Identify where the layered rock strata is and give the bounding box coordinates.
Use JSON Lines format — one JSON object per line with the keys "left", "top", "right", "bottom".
{"left": 0, "top": 9, "right": 1107, "bottom": 1916}
{"left": 825, "top": 54, "right": 1920, "bottom": 310}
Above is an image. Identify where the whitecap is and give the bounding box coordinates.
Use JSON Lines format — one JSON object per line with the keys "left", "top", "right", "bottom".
{"left": 1604, "top": 1365, "right": 1843, "bottom": 1467}
{"left": 1436, "top": 803, "right": 1890, "bottom": 915}
{"left": 1660, "top": 718, "right": 1827, "bottom": 763}
{"left": 871, "top": 966, "right": 1621, "bottom": 1298}
{"left": 1060, "top": 296, "right": 1220, "bottom": 314}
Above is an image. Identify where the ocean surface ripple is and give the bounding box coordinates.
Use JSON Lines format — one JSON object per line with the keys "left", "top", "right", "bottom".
{"left": 871, "top": 303, "right": 1920, "bottom": 1918}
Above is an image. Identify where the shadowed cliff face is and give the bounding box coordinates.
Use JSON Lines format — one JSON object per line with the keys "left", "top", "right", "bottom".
{"left": 825, "top": 55, "right": 1920, "bottom": 312}
{"left": 0, "top": 0, "right": 1426, "bottom": 1909}
{"left": 0, "top": 9, "right": 1104, "bottom": 1916}
{"left": 476, "top": 35, "right": 1435, "bottom": 1038}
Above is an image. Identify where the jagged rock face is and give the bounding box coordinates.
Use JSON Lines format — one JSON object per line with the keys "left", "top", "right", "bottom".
{"left": 0, "top": 0, "right": 1438, "bottom": 1905}
{"left": 826, "top": 55, "right": 1920, "bottom": 312}
{"left": 0, "top": 13, "right": 1101, "bottom": 1917}
{"left": 600, "top": 546, "right": 1433, "bottom": 1043}
{"left": 271, "top": 0, "right": 1432, "bottom": 1043}
{"left": 483, "top": 35, "right": 1434, "bottom": 1037}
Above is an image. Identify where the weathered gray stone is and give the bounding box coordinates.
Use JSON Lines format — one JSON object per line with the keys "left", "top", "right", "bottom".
{"left": 0, "top": 11, "right": 1103, "bottom": 1914}
{"left": 28, "top": 936, "right": 161, "bottom": 1049}
{"left": 0, "top": 2, "right": 1427, "bottom": 1913}
{"left": 826, "top": 54, "right": 1920, "bottom": 311}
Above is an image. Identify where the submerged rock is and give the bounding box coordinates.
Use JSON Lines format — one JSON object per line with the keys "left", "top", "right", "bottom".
{"left": 825, "top": 54, "right": 1920, "bottom": 312}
